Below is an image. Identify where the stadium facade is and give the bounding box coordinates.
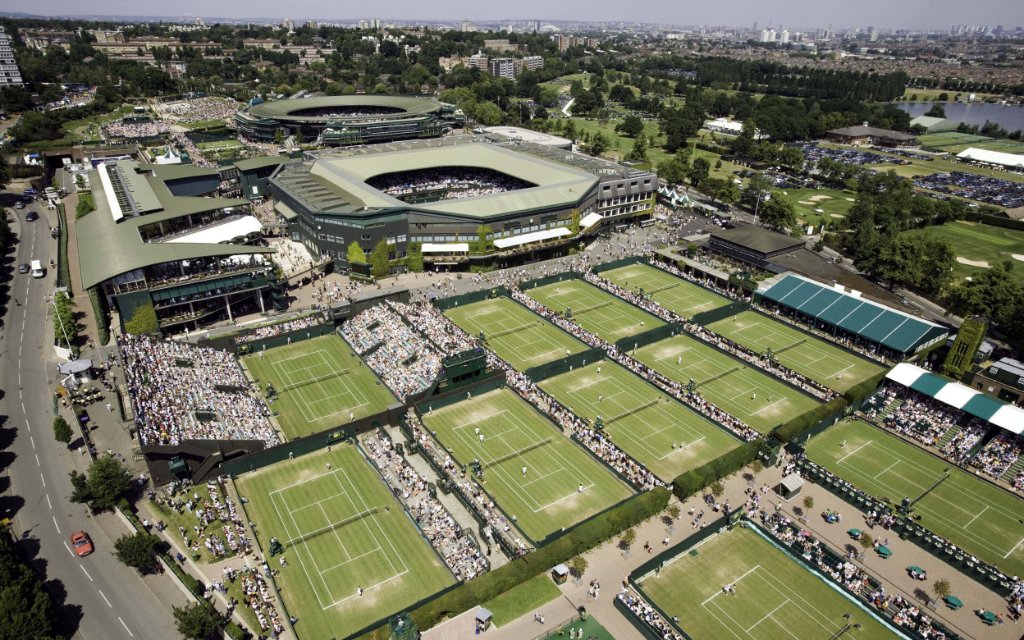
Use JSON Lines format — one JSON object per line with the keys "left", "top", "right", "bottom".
{"left": 234, "top": 95, "right": 465, "bottom": 146}
{"left": 269, "top": 135, "right": 658, "bottom": 270}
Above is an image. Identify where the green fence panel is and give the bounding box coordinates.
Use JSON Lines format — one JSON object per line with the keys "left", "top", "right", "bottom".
{"left": 524, "top": 347, "right": 606, "bottom": 382}
{"left": 592, "top": 255, "right": 648, "bottom": 274}
{"left": 432, "top": 287, "right": 510, "bottom": 312}
{"left": 690, "top": 300, "right": 749, "bottom": 326}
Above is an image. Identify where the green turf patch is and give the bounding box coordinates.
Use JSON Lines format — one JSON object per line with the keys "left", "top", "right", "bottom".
{"left": 639, "top": 525, "right": 899, "bottom": 639}
{"left": 706, "top": 311, "right": 884, "bottom": 393}
{"left": 601, "top": 263, "right": 731, "bottom": 319}
{"left": 482, "top": 574, "right": 561, "bottom": 626}
{"left": 445, "top": 297, "right": 587, "bottom": 371}
{"left": 540, "top": 362, "right": 741, "bottom": 481}
{"left": 242, "top": 335, "right": 397, "bottom": 440}
{"left": 420, "top": 388, "right": 633, "bottom": 541}
{"left": 235, "top": 445, "right": 454, "bottom": 640}
{"left": 527, "top": 279, "right": 664, "bottom": 343}
{"left": 902, "top": 220, "right": 1024, "bottom": 285}
{"left": 806, "top": 419, "right": 1024, "bottom": 578}
{"left": 634, "top": 335, "right": 820, "bottom": 433}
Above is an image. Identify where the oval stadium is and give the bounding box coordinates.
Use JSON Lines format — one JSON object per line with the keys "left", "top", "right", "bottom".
{"left": 234, "top": 95, "right": 464, "bottom": 146}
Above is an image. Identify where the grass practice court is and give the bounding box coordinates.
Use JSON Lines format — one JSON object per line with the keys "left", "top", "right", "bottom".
{"left": 706, "top": 311, "right": 884, "bottom": 393}
{"left": 527, "top": 279, "right": 665, "bottom": 342}
{"left": 235, "top": 446, "right": 453, "bottom": 640}
{"left": 445, "top": 297, "right": 586, "bottom": 371}
{"left": 638, "top": 525, "right": 897, "bottom": 640}
{"left": 420, "top": 389, "right": 632, "bottom": 541}
{"left": 807, "top": 419, "right": 1024, "bottom": 577}
{"left": 600, "top": 263, "right": 732, "bottom": 319}
{"left": 540, "top": 362, "right": 740, "bottom": 480}
{"left": 633, "top": 336, "right": 820, "bottom": 433}
{"left": 242, "top": 335, "right": 397, "bottom": 439}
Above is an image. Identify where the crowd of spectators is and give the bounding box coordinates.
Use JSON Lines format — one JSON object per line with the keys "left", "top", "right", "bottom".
{"left": 119, "top": 334, "right": 278, "bottom": 446}
{"left": 368, "top": 168, "right": 532, "bottom": 202}
{"left": 172, "top": 131, "right": 214, "bottom": 167}
{"left": 234, "top": 314, "right": 323, "bottom": 345}
{"left": 616, "top": 587, "right": 683, "bottom": 640}
{"left": 971, "top": 432, "right": 1023, "bottom": 482}
{"left": 157, "top": 479, "right": 252, "bottom": 560}
{"left": 913, "top": 171, "right": 1024, "bottom": 209}
{"left": 341, "top": 305, "right": 442, "bottom": 401}
{"left": 802, "top": 143, "right": 903, "bottom": 166}
{"left": 104, "top": 119, "right": 171, "bottom": 139}
{"left": 388, "top": 300, "right": 477, "bottom": 355}
{"left": 363, "top": 432, "right": 489, "bottom": 580}
{"left": 866, "top": 384, "right": 963, "bottom": 447}
{"left": 238, "top": 564, "right": 285, "bottom": 635}
{"left": 160, "top": 97, "right": 240, "bottom": 123}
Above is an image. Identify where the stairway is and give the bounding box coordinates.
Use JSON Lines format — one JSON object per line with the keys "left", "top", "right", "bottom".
{"left": 1000, "top": 456, "right": 1024, "bottom": 482}
{"left": 936, "top": 425, "right": 961, "bottom": 449}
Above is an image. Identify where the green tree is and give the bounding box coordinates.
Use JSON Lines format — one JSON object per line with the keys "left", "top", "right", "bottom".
{"left": 173, "top": 602, "right": 224, "bottom": 640}
{"left": 273, "top": 128, "right": 284, "bottom": 146}
{"left": 369, "top": 238, "right": 390, "bottom": 278}
{"left": 625, "top": 135, "right": 648, "bottom": 162}
{"left": 568, "top": 555, "right": 588, "bottom": 579}
{"left": 657, "top": 156, "right": 688, "bottom": 185}
{"left": 933, "top": 579, "right": 951, "bottom": 599}
{"left": 687, "top": 157, "right": 710, "bottom": 189}
{"left": 69, "top": 454, "right": 133, "bottom": 512}
{"left": 587, "top": 131, "right": 609, "bottom": 156}
{"left": 925, "top": 103, "right": 946, "bottom": 118}
{"left": 114, "top": 531, "right": 162, "bottom": 574}
{"left": 123, "top": 302, "right": 158, "bottom": 335}
{"left": 0, "top": 531, "right": 59, "bottom": 640}
{"left": 53, "top": 416, "right": 73, "bottom": 445}
{"left": 406, "top": 243, "right": 424, "bottom": 272}
{"left": 347, "top": 241, "right": 367, "bottom": 265}
{"left": 616, "top": 115, "right": 644, "bottom": 137}
{"left": 52, "top": 291, "right": 79, "bottom": 349}
{"left": 759, "top": 191, "right": 796, "bottom": 230}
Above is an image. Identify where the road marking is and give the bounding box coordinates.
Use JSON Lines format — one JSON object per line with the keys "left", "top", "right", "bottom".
{"left": 80, "top": 565, "right": 93, "bottom": 582}
{"left": 98, "top": 590, "right": 112, "bottom": 608}
{"left": 40, "top": 473, "right": 46, "bottom": 488}
{"left": 52, "top": 516, "right": 61, "bottom": 534}
{"left": 118, "top": 617, "right": 134, "bottom": 637}
{"left": 45, "top": 493, "right": 51, "bottom": 509}
{"left": 63, "top": 541, "right": 74, "bottom": 556}
{"left": 25, "top": 419, "right": 30, "bottom": 431}
{"left": 21, "top": 401, "right": 26, "bottom": 413}
{"left": 30, "top": 435, "right": 35, "bottom": 449}
{"left": 34, "top": 453, "right": 40, "bottom": 467}
{"left": 18, "top": 372, "right": 21, "bottom": 385}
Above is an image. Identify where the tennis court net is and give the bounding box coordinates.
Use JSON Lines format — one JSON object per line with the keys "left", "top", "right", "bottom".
{"left": 486, "top": 437, "right": 553, "bottom": 467}
{"left": 605, "top": 398, "right": 661, "bottom": 425}
{"left": 489, "top": 322, "right": 538, "bottom": 339}
{"left": 775, "top": 338, "right": 807, "bottom": 355}
{"left": 575, "top": 300, "right": 613, "bottom": 315}
{"left": 648, "top": 282, "right": 679, "bottom": 294}
{"left": 279, "top": 368, "right": 351, "bottom": 392}
{"left": 697, "top": 366, "right": 741, "bottom": 387}
{"left": 286, "top": 506, "right": 380, "bottom": 546}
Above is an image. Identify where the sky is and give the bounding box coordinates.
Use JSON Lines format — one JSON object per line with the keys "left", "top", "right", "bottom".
{"left": 10, "top": 0, "right": 1024, "bottom": 30}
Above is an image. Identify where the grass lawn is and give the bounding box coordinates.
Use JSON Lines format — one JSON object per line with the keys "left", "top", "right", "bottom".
{"left": 481, "top": 574, "right": 561, "bottom": 626}
{"left": 600, "top": 263, "right": 732, "bottom": 319}
{"left": 862, "top": 150, "right": 1024, "bottom": 185}
{"left": 420, "top": 389, "right": 633, "bottom": 542}
{"left": 445, "top": 297, "right": 587, "bottom": 371}
{"left": 806, "top": 419, "right": 1024, "bottom": 578}
{"left": 706, "top": 311, "right": 885, "bottom": 393}
{"left": 150, "top": 483, "right": 232, "bottom": 564}
{"left": 902, "top": 220, "right": 1024, "bottom": 284}
{"left": 637, "top": 525, "right": 899, "bottom": 639}
{"left": 547, "top": 616, "right": 616, "bottom": 640}
{"left": 783, "top": 187, "right": 857, "bottom": 229}
{"left": 235, "top": 445, "right": 454, "bottom": 640}
{"left": 633, "top": 335, "right": 821, "bottom": 433}
{"left": 526, "top": 279, "right": 665, "bottom": 343}
{"left": 185, "top": 118, "right": 233, "bottom": 130}
{"left": 540, "top": 362, "right": 741, "bottom": 481}
{"left": 242, "top": 335, "right": 397, "bottom": 440}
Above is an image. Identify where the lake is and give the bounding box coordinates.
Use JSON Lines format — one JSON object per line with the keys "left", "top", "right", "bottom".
{"left": 897, "top": 102, "right": 1024, "bottom": 132}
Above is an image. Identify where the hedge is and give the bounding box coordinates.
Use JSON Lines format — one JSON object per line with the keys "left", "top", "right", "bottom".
{"left": 841, "top": 369, "right": 889, "bottom": 406}
{"left": 358, "top": 487, "right": 671, "bottom": 639}
{"left": 672, "top": 440, "right": 760, "bottom": 500}
{"left": 224, "top": 622, "right": 246, "bottom": 640}
{"left": 963, "top": 211, "right": 1024, "bottom": 232}
{"left": 88, "top": 287, "right": 111, "bottom": 347}
{"left": 772, "top": 397, "right": 849, "bottom": 444}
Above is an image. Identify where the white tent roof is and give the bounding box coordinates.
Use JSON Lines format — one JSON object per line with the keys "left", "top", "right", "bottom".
{"left": 493, "top": 227, "right": 571, "bottom": 249}
{"left": 421, "top": 242, "right": 468, "bottom": 253}
{"left": 956, "top": 147, "right": 1024, "bottom": 169}
{"left": 580, "top": 212, "right": 603, "bottom": 229}
{"left": 167, "top": 215, "right": 263, "bottom": 245}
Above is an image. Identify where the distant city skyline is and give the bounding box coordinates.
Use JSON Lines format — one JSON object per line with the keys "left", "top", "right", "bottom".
{"left": 9, "top": 0, "right": 1024, "bottom": 31}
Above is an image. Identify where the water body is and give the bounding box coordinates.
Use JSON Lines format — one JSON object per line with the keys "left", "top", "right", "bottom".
{"left": 897, "top": 102, "right": 1024, "bottom": 132}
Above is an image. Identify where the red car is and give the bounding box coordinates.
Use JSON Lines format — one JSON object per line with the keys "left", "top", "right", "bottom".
{"left": 70, "top": 531, "right": 93, "bottom": 557}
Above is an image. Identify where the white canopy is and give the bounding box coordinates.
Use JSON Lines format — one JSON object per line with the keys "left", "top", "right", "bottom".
{"left": 580, "top": 212, "right": 603, "bottom": 229}
{"left": 956, "top": 147, "right": 1024, "bottom": 169}
{"left": 168, "top": 215, "right": 263, "bottom": 244}
{"left": 421, "top": 242, "right": 468, "bottom": 254}
{"left": 493, "top": 227, "right": 572, "bottom": 249}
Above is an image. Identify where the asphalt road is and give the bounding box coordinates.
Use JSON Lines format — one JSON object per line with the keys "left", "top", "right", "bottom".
{"left": 1, "top": 198, "right": 181, "bottom": 640}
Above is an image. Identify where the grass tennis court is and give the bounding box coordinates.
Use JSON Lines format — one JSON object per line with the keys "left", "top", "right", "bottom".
{"left": 242, "top": 335, "right": 397, "bottom": 440}
{"left": 706, "top": 311, "right": 884, "bottom": 393}
{"left": 235, "top": 446, "right": 454, "bottom": 640}
{"left": 420, "top": 388, "right": 632, "bottom": 541}
{"left": 445, "top": 297, "right": 587, "bottom": 371}
{"left": 527, "top": 279, "right": 665, "bottom": 342}
{"left": 902, "top": 220, "right": 1024, "bottom": 285}
{"left": 600, "top": 263, "right": 731, "bottom": 319}
{"left": 633, "top": 336, "right": 821, "bottom": 433}
{"left": 638, "top": 525, "right": 898, "bottom": 640}
{"left": 540, "top": 362, "right": 740, "bottom": 480}
{"left": 806, "top": 419, "right": 1024, "bottom": 578}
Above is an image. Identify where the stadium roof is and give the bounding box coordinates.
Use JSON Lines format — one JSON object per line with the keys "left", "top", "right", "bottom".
{"left": 77, "top": 161, "right": 271, "bottom": 290}
{"left": 241, "top": 95, "right": 441, "bottom": 122}
{"left": 493, "top": 227, "right": 571, "bottom": 248}
{"left": 886, "top": 363, "right": 1024, "bottom": 434}
{"left": 710, "top": 224, "right": 804, "bottom": 255}
{"left": 956, "top": 147, "right": 1024, "bottom": 169}
{"left": 758, "top": 273, "right": 947, "bottom": 354}
{"left": 483, "top": 126, "right": 572, "bottom": 148}
{"left": 233, "top": 156, "right": 288, "bottom": 172}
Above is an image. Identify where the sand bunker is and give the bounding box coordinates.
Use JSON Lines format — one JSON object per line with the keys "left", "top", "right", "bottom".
{"left": 798, "top": 200, "right": 815, "bottom": 205}
{"left": 845, "top": 197, "right": 855, "bottom": 202}
{"left": 830, "top": 214, "right": 846, "bottom": 219}
{"left": 1013, "top": 254, "right": 1024, "bottom": 262}
{"left": 808, "top": 194, "right": 832, "bottom": 202}
{"left": 956, "top": 257, "right": 990, "bottom": 268}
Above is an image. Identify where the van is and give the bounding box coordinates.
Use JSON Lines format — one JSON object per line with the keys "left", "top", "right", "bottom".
{"left": 30, "top": 260, "right": 45, "bottom": 279}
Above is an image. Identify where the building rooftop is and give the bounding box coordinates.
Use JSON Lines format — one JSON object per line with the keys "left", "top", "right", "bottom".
{"left": 828, "top": 125, "right": 916, "bottom": 142}
{"left": 482, "top": 126, "right": 572, "bottom": 148}
{"left": 240, "top": 95, "right": 442, "bottom": 122}
{"left": 710, "top": 224, "right": 805, "bottom": 255}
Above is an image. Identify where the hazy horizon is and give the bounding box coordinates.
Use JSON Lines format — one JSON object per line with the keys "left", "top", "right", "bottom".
{"left": 7, "top": 0, "right": 1024, "bottom": 31}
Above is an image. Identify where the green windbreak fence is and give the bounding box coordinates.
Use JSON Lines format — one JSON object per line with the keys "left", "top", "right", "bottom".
{"left": 432, "top": 287, "right": 510, "bottom": 312}
{"left": 413, "top": 375, "right": 507, "bottom": 414}
{"left": 525, "top": 347, "right": 605, "bottom": 382}
{"left": 520, "top": 270, "right": 583, "bottom": 290}
{"left": 592, "top": 255, "right": 647, "bottom": 274}
{"left": 614, "top": 323, "right": 686, "bottom": 352}
{"left": 690, "top": 300, "right": 749, "bottom": 326}
{"left": 230, "top": 321, "right": 335, "bottom": 354}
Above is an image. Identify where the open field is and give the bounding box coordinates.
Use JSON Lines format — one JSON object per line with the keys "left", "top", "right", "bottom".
{"left": 633, "top": 335, "right": 820, "bottom": 433}
{"left": 902, "top": 220, "right": 1024, "bottom": 284}
{"left": 638, "top": 525, "right": 899, "bottom": 640}
{"left": 806, "top": 419, "right": 1024, "bottom": 578}
{"left": 420, "top": 388, "right": 632, "bottom": 542}
{"left": 600, "top": 263, "right": 732, "bottom": 319}
{"left": 481, "top": 574, "right": 561, "bottom": 626}
{"left": 706, "top": 311, "right": 885, "bottom": 393}
{"left": 444, "top": 297, "right": 587, "bottom": 371}
{"left": 235, "top": 446, "right": 454, "bottom": 640}
{"left": 527, "top": 279, "right": 664, "bottom": 343}
{"left": 242, "top": 335, "right": 397, "bottom": 440}
{"left": 540, "top": 362, "right": 740, "bottom": 480}
{"left": 196, "top": 139, "right": 244, "bottom": 152}
{"left": 784, "top": 187, "right": 858, "bottom": 228}
{"left": 917, "top": 131, "right": 1024, "bottom": 156}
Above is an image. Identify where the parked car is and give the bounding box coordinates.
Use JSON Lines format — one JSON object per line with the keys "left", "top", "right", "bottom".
{"left": 14, "top": 201, "right": 24, "bottom": 209}
{"left": 70, "top": 530, "right": 93, "bottom": 557}
{"left": 25, "top": 210, "right": 38, "bottom": 221}
{"left": 17, "top": 263, "right": 29, "bottom": 274}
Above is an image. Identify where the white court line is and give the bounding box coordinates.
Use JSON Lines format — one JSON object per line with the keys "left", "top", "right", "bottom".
{"left": 1005, "top": 537, "right": 1024, "bottom": 559}
{"left": 702, "top": 564, "right": 761, "bottom": 605}
{"left": 964, "top": 505, "right": 989, "bottom": 528}
{"left": 746, "top": 600, "right": 790, "bottom": 633}
{"left": 270, "top": 489, "right": 329, "bottom": 609}
{"left": 836, "top": 441, "right": 871, "bottom": 464}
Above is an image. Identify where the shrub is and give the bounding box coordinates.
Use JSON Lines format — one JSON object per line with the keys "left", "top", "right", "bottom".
{"left": 672, "top": 440, "right": 759, "bottom": 500}
{"left": 772, "top": 397, "right": 849, "bottom": 444}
